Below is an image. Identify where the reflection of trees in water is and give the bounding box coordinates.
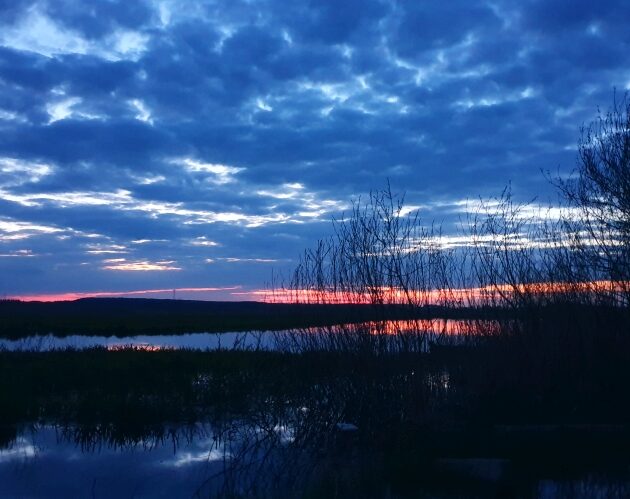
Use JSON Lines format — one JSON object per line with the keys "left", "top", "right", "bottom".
{"left": 538, "top": 475, "right": 630, "bottom": 499}
{"left": 275, "top": 318, "right": 502, "bottom": 354}
{"left": 0, "top": 425, "right": 18, "bottom": 449}
{"left": 12, "top": 408, "right": 336, "bottom": 498}
{"left": 0, "top": 347, "right": 442, "bottom": 496}
{"left": 3, "top": 369, "right": 630, "bottom": 499}
{"left": 57, "top": 421, "right": 210, "bottom": 452}
{"left": 5, "top": 419, "right": 630, "bottom": 499}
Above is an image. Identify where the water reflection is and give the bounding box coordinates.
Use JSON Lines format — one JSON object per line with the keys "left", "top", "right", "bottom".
{"left": 2, "top": 423, "right": 628, "bottom": 499}
{"left": 0, "top": 331, "right": 271, "bottom": 352}
{"left": 0, "top": 319, "right": 496, "bottom": 352}
{"left": 0, "top": 424, "right": 228, "bottom": 498}
{"left": 320, "top": 318, "right": 499, "bottom": 336}
{"left": 275, "top": 318, "right": 497, "bottom": 353}
{"left": 1, "top": 415, "right": 312, "bottom": 499}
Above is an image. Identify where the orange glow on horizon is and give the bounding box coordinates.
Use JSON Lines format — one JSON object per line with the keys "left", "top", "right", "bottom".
{"left": 6, "top": 280, "right": 625, "bottom": 304}
{"left": 8, "top": 286, "right": 242, "bottom": 302}
{"left": 256, "top": 280, "right": 626, "bottom": 305}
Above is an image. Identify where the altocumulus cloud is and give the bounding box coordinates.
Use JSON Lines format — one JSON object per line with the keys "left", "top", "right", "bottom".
{"left": 0, "top": 0, "right": 629, "bottom": 298}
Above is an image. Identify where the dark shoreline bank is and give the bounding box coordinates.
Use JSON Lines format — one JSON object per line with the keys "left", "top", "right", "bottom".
{"left": 0, "top": 297, "right": 505, "bottom": 338}
{"left": 4, "top": 296, "right": 624, "bottom": 339}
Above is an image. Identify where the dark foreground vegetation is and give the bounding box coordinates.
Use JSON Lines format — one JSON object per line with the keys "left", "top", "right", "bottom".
{"left": 1, "top": 334, "right": 630, "bottom": 498}
{"left": 1, "top": 96, "right": 630, "bottom": 498}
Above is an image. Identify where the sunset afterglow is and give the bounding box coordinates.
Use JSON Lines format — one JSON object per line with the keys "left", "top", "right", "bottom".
{"left": 9, "top": 280, "right": 625, "bottom": 304}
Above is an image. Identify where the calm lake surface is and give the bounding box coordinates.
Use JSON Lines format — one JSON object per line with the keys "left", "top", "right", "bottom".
{"left": 0, "top": 331, "right": 271, "bottom": 352}
{"left": 1, "top": 423, "right": 628, "bottom": 499}
{"left": 0, "top": 319, "right": 491, "bottom": 352}
{"left": 0, "top": 425, "right": 227, "bottom": 498}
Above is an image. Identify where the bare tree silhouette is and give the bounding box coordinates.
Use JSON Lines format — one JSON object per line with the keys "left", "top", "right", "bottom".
{"left": 554, "top": 92, "right": 630, "bottom": 307}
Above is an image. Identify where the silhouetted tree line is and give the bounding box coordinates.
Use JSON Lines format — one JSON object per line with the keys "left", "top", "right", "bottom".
{"left": 283, "top": 93, "right": 630, "bottom": 321}
{"left": 273, "top": 94, "right": 630, "bottom": 439}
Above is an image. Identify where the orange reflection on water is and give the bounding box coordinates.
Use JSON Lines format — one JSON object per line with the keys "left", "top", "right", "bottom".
{"left": 303, "top": 318, "right": 500, "bottom": 337}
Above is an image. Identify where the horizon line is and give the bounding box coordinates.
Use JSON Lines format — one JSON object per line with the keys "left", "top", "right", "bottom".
{"left": 6, "top": 286, "right": 271, "bottom": 302}
{"left": 6, "top": 280, "right": 623, "bottom": 304}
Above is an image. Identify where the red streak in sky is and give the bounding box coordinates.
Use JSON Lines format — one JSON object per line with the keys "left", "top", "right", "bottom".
{"left": 7, "top": 280, "right": 622, "bottom": 303}
{"left": 253, "top": 280, "right": 624, "bottom": 304}
{"left": 9, "top": 286, "right": 242, "bottom": 302}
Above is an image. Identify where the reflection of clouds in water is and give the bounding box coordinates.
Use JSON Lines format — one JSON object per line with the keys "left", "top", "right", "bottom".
{"left": 0, "top": 331, "right": 272, "bottom": 352}
{"left": 164, "top": 448, "right": 226, "bottom": 468}
{"left": 0, "top": 425, "right": 227, "bottom": 499}
{"left": 0, "top": 321, "right": 492, "bottom": 352}
{"left": 0, "top": 437, "right": 38, "bottom": 463}
{"left": 274, "top": 424, "right": 296, "bottom": 444}
{"left": 159, "top": 435, "right": 227, "bottom": 468}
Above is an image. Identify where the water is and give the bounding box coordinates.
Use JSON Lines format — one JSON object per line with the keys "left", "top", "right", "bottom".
{"left": 0, "top": 419, "right": 303, "bottom": 499}
{"left": 0, "top": 319, "right": 491, "bottom": 352}
{"left": 4, "top": 319, "right": 625, "bottom": 497}
{"left": 0, "top": 425, "right": 227, "bottom": 498}
{"left": 0, "top": 331, "right": 273, "bottom": 352}
{"left": 2, "top": 424, "right": 628, "bottom": 499}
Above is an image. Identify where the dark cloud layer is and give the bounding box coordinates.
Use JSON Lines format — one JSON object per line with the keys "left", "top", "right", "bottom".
{"left": 0, "top": 0, "right": 629, "bottom": 296}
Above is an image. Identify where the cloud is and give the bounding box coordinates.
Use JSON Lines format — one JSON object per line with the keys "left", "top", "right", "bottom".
{"left": 0, "top": 218, "right": 63, "bottom": 240}
{"left": 0, "top": 6, "right": 150, "bottom": 61}
{"left": 0, "top": 0, "right": 629, "bottom": 296}
{"left": 0, "top": 157, "right": 53, "bottom": 185}
{"left": 209, "top": 257, "right": 284, "bottom": 264}
{"left": 0, "top": 249, "right": 36, "bottom": 257}
{"left": 175, "top": 157, "right": 243, "bottom": 184}
{"left": 101, "top": 258, "right": 181, "bottom": 271}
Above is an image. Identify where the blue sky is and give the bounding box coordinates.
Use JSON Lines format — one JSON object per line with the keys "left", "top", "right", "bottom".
{"left": 0, "top": 0, "right": 629, "bottom": 299}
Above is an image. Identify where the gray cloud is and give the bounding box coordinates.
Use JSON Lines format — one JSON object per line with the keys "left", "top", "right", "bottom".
{"left": 0, "top": 0, "right": 628, "bottom": 296}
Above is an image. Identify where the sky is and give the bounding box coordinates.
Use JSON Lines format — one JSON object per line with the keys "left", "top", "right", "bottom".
{"left": 0, "top": 0, "right": 629, "bottom": 301}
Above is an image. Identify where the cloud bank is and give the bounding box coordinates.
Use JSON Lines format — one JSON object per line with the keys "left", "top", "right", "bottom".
{"left": 0, "top": 0, "right": 628, "bottom": 297}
